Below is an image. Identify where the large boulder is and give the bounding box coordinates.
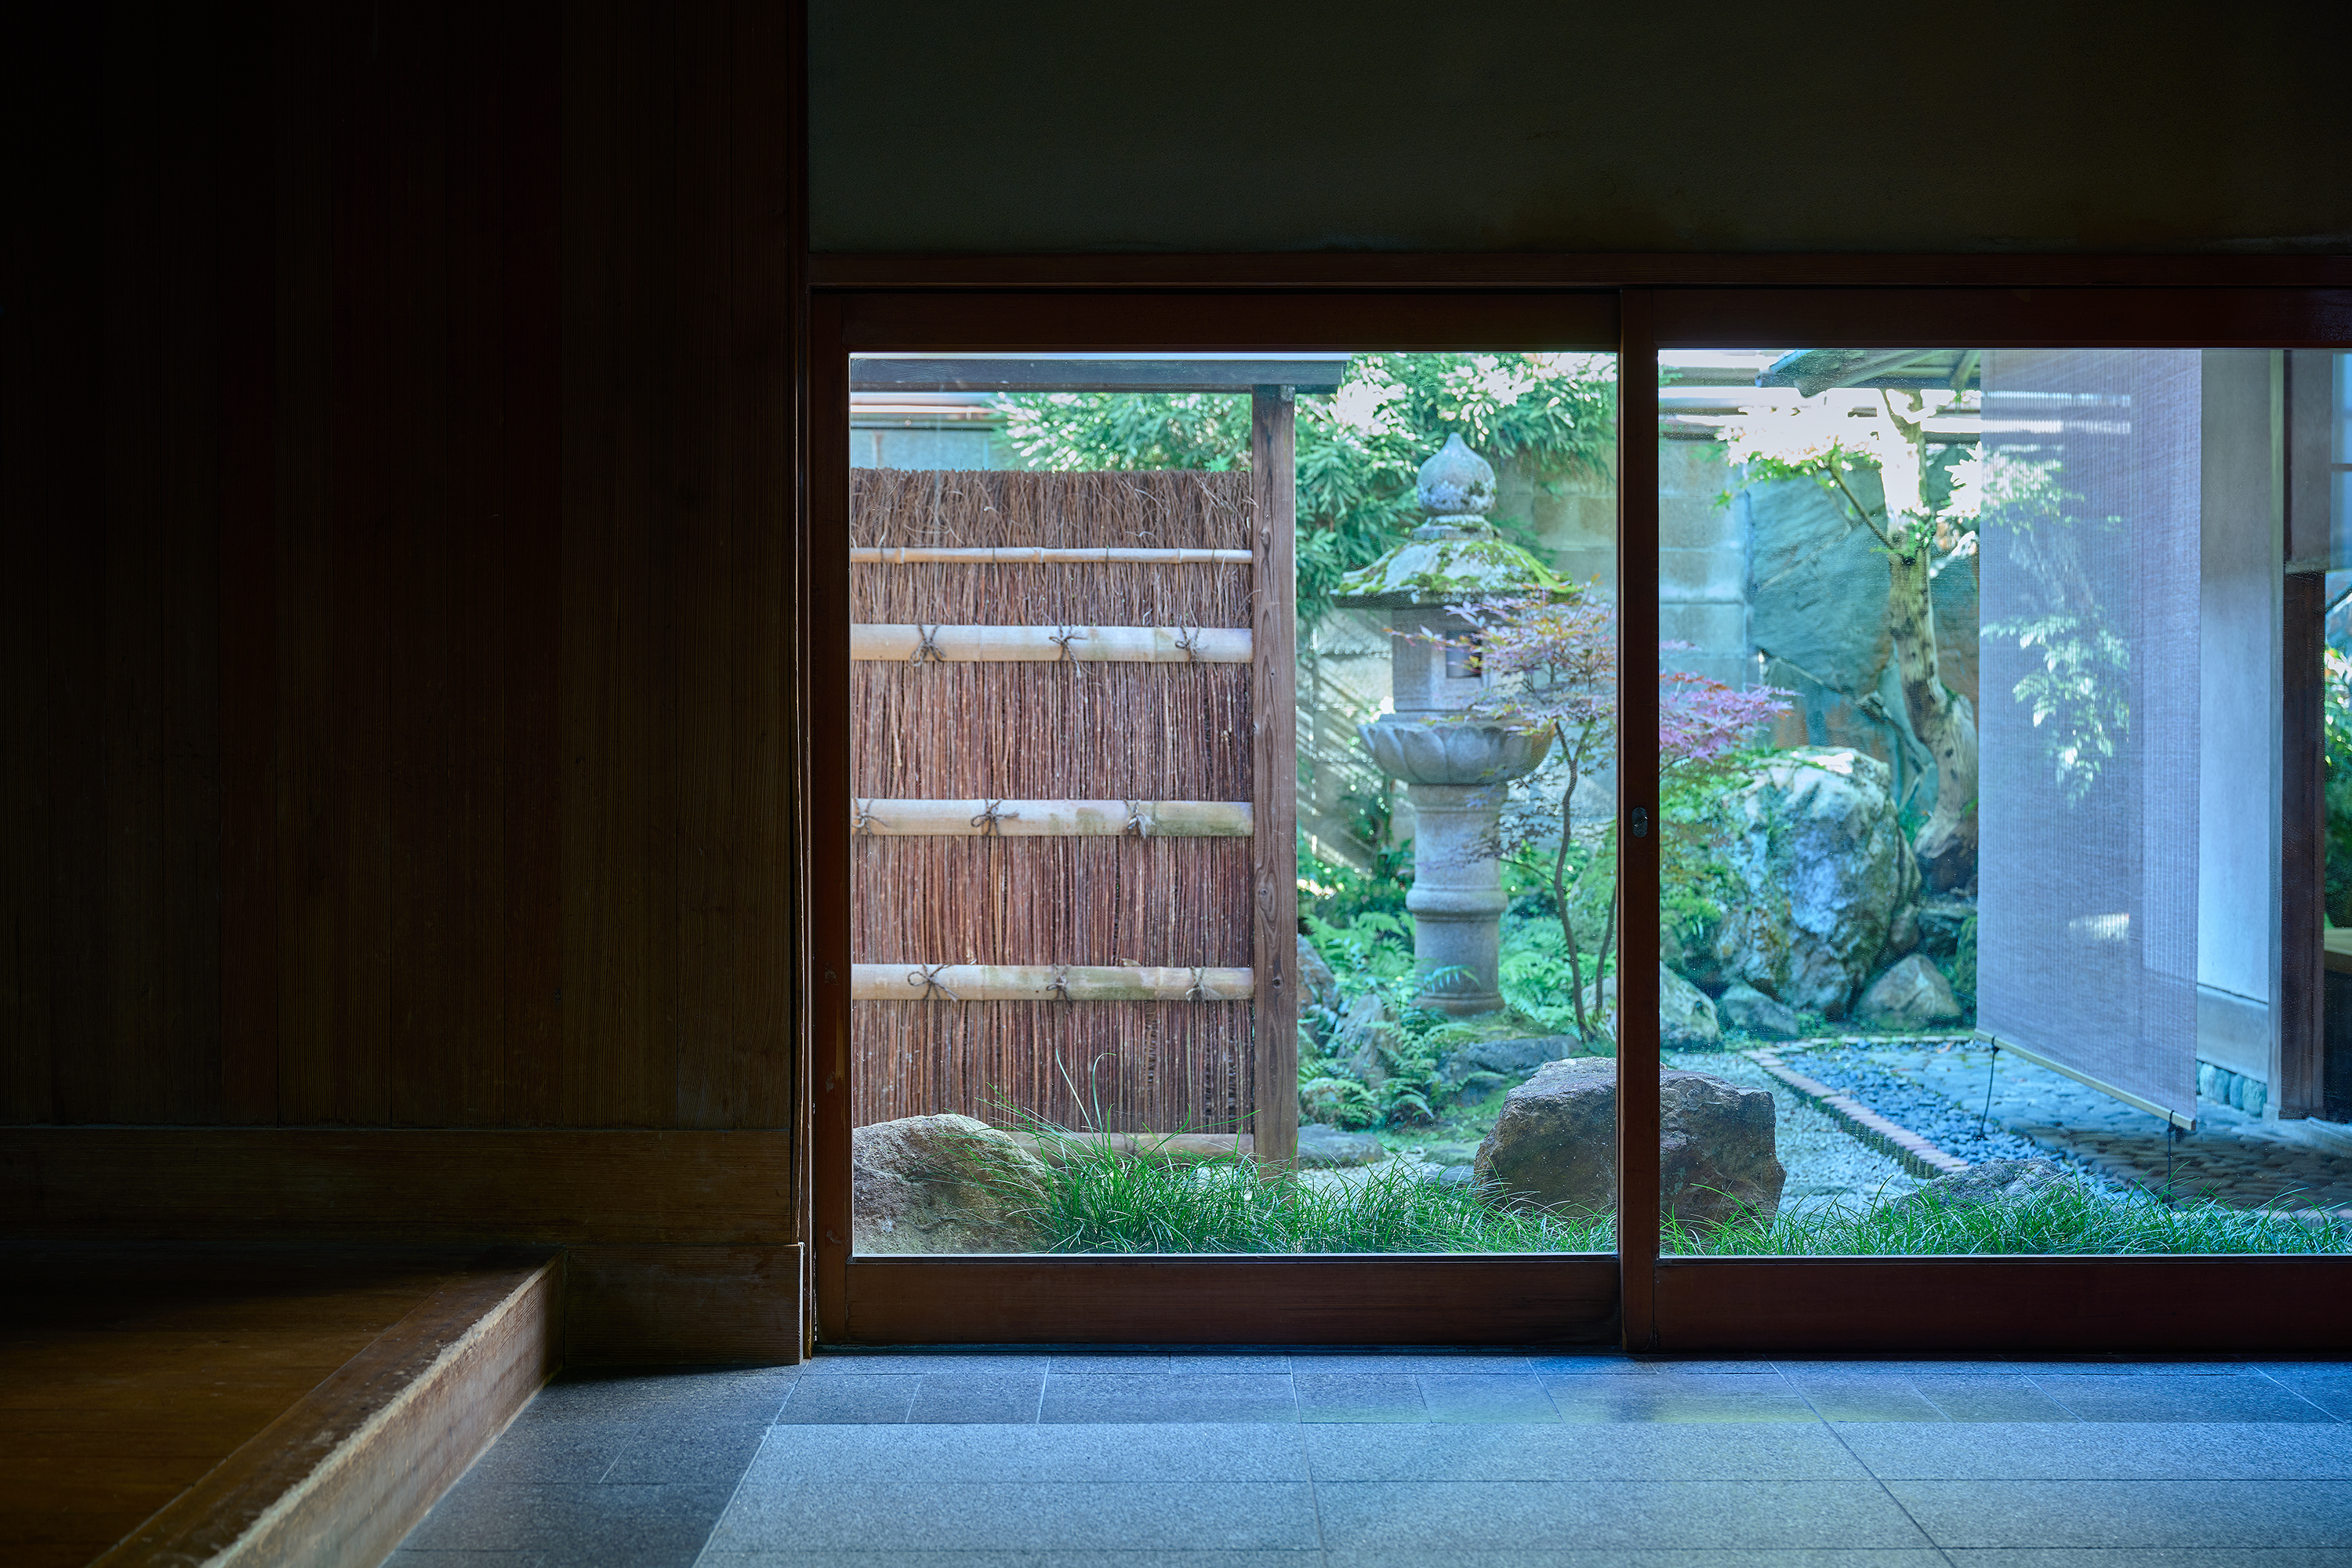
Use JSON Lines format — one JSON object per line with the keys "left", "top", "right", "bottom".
{"left": 1297, "top": 935, "right": 1341, "bottom": 1014}
{"left": 851, "top": 1115, "right": 1052, "bottom": 1254}
{"left": 1857, "top": 953, "right": 1964, "bottom": 1029}
{"left": 1716, "top": 981, "right": 1803, "bottom": 1040}
{"left": 1710, "top": 748, "right": 1922, "bottom": 1018}
{"left": 1471, "top": 1058, "right": 1785, "bottom": 1227}
{"left": 1576, "top": 964, "right": 1722, "bottom": 1051}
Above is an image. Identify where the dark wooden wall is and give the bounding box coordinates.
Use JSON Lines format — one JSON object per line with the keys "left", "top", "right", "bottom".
{"left": 5, "top": 0, "right": 799, "bottom": 1131}
{"left": 3, "top": 0, "right": 803, "bottom": 1356}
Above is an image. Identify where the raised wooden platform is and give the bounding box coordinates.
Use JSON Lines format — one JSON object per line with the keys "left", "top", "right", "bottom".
{"left": 0, "top": 1244, "right": 557, "bottom": 1568}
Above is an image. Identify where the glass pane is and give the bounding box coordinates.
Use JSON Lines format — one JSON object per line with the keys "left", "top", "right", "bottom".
{"left": 1650, "top": 347, "right": 2352, "bottom": 1256}
{"left": 847, "top": 350, "right": 1621, "bottom": 1254}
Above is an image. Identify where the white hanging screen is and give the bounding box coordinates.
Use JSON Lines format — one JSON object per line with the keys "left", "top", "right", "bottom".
{"left": 1976, "top": 349, "right": 2202, "bottom": 1126}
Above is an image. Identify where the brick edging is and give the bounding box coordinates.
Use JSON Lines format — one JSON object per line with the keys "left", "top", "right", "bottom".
{"left": 1746, "top": 1049, "right": 1969, "bottom": 1179}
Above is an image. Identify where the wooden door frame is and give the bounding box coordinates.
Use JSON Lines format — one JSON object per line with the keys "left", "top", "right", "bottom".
{"left": 802, "top": 267, "right": 2352, "bottom": 1352}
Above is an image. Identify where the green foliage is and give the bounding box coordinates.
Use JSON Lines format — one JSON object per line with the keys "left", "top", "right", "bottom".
{"left": 1664, "top": 1181, "right": 2352, "bottom": 1257}
{"left": 1494, "top": 911, "right": 1595, "bottom": 1039}
{"left": 998, "top": 354, "right": 1616, "bottom": 631}
{"left": 996, "top": 391, "right": 1253, "bottom": 473}
{"left": 1946, "top": 913, "right": 1979, "bottom": 1010}
{"left": 1014, "top": 1134, "right": 1613, "bottom": 1254}
{"left": 1005, "top": 1130, "right": 2352, "bottom": 1257}
{"left": 2325, "top": 650, "right": 2352, "bottom": 927}
{"left": 1977, "top": 452, "right": 2132, "bottom": 805}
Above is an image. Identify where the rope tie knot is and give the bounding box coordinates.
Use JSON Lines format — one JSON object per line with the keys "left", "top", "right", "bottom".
{"left": 1048, "top": 626, "right": 1087, "bottom": 666}
{"left": 1172, "top": 622, "right": 1204, "bottom": 662}
{"left": 1123, "top": 799, "right": 1151, "bottom": 837}
{"left": 909, "top": 624, "right": 946, "bottom": 664}
{"left": 969, "top": 799, "right": 1018, "bottom": 835}
{"left": 907, "top": 964, "right": 959, "bottom": 1001}
{"left": 853, "top": 799, "right": 884, "bottom": 836}
{"left": 1050, "top": 965, "right": 1073, "bottom": 1003}
{"left": 1186, "top": 967, "right": 1207, "bottom": 1003}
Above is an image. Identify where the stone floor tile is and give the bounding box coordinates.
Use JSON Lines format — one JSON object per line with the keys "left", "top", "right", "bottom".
{"left": 1324, "top": 1553, "right": 1951, "bottom": 1568}
{"left": 1315, "top": 1479, "right": 1933, "bottom": 1551}
{"left": 2031, "top": 1374, "right": 2337, "bottom": 1423}
{"left": 1541, "top": 1381, "right": 1819, "bottom": 1424}
{"left": 1524, "top": 1354, "right": 1652, "bottom": 1376}
{"left": 1304, "top": 1421, "right": 1868, "bottom": 1482}
{"left": 1910, "top": 1375, "right": 2082, "bottom": 1422}
{"left": 705, "top": 1480, "right": 1322, "bottom": 1554}
{"left": 701, "top": 1554, "right": 1323, "bottom": 1568}
{"left": 400, "top": 1481, "right": 731, "bottom": 1559}
{"left": 749, "top": 1422, "right": 1310, "bottom": 1483}
{"left": 2264, "top": 1371, "right": 2352, "bottom": 1419}
{"left": 1886, "top": 1479, "right": 2352, "bottom": 1548}
{"left": 1838, "top": 1420, "right": 2352, "bottom": 1479}
{"left": 1784, "top": 1376, "right": 1950, "bottom": 1421}
{"left": 1295, "top": 1373, "right": 1428, "bottom": 1422}
{"left": 906, "top": 1371, "right": 1045, "bottom": 1424}
{"left": 1040, "top": 1373, "right": 1298, "bottom": 1424}
{"left": 774, "top": 1375, "right": 920, "bottom": 1424}
{"left": 455, "top": 1422, "right": 626, "bottom": 1484}
{"left": 1047, "top": 1352, "right": 1175, "bottom": 1373}
{"left": 598, "top": 1425, "right": 771, "bottom": 1485}
{"left": 1416, "top": 1373, "right": 1559, "bottom": 1423}
{"left": 1291, "top": 1353, "right": 1535, "bottom": 1376}
{"left": 1168, "top": 1353, "right": 1294, "bottom": 1374}
{"left": 1937, "top": 1551, "right": 2352, "bottom": 1567}
{"left": 802, "top": 1352, "right": 1053, "bottom": 1377}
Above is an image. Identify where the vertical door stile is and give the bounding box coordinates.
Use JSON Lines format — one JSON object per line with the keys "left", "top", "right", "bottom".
{"left": 1616, "top": 295, "right": 1663, "bottom": 1350}
{"left": 1250, "top": 387, "right": 1300, "bottom": 1166}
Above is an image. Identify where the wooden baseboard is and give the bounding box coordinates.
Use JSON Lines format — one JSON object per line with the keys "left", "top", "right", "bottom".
{"left": 0, "top": 1127, "right": 797, "bottom": 1247}
{"left": 92, "top": 1250, "right": 560, "bottom": 1568}
{"left": 840, "top": 1254, "right": 1620, "bottom": 1345}
{"left": 1655, "top": 1255, "right": 2352, "bottom": 1352}
{"left": 568, "top": 1244, "right": 806, "bottom": 1364}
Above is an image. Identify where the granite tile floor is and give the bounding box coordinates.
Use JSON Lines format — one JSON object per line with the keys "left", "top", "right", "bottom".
{"left": 387, "top": 1350, "right": 2352, "bottom": 1568}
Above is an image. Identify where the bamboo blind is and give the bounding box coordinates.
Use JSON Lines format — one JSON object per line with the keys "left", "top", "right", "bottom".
{"left": 851, "top": 469, "right": 1259, "bottom": 1134}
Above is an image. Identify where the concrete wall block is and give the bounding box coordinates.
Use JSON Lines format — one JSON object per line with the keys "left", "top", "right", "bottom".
{"left": 1658, "top": 546, "right": 1748, "bottom": 602}
{"left": 1659, "top": 602, "right": 1750, "bottom": 656}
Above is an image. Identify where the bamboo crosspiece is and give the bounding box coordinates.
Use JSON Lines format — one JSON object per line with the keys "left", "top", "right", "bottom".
{"left": 851, "top": 624, "right": 1252, "bottom": 663}
{"left": 849, "top": 799, "right": 1252, "bottom": 837}
{"left": 851, "top": 964, "right": 1255, "bottom": 1002}
{"left": 853, "top": 545, "right": 1252, "bottom": 565}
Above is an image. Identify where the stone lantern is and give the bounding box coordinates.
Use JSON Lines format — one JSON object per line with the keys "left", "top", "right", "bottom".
{"left": 1333, "top": 434, "right": 1561, "bottom": 1015}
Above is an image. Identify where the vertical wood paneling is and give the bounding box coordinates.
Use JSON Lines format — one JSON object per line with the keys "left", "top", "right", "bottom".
{"left": 561, "top": 0, "right": 681, "bottom": 1128}
{"left": 270, "top": 0, "right": 338, "bottom": 1126}
{"left": 218, "top": 2, "right": 283, "bottom": 1126}
{"left": 9, "top": 0, "right": 803, "bottom": 1161}
{"left": 500, "top": 0, "right": 568, "bottom": 1129}
{"left": 390, "top": 0, "right": 509, "bottom": 1127}
{"left": 673, "top": 0, "right": 794, "bottom": 1130}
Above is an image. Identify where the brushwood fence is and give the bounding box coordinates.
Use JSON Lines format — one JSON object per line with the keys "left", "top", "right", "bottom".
{"left": 851, "top": 468, "right": 1294, "bottom": 1144}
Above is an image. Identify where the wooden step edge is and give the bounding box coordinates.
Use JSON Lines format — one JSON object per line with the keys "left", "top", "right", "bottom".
{"left": 93, "top": 1248, "right": 562, "bottom": 1568}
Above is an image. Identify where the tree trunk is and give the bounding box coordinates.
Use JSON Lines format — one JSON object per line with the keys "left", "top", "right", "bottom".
{"left": 1885, "top": 545, "right": 1979, "bottom": 891}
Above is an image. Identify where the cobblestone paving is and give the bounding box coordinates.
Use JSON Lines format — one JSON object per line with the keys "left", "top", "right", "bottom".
{"left": 1836, "top": 1040, "right": 2352, "bottom": 1218}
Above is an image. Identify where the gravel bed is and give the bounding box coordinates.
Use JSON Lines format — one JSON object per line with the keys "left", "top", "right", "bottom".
{"left": 1667, "top": 1051, "right": 1919, "bottom": 1215}
{"left": 1784, "top": 1044, "right": 2046, "bottom": 1166}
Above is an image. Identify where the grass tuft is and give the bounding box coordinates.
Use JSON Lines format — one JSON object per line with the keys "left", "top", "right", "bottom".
{"left": 1003, "top": 1123, "right": 2352, "bottom": 1257}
